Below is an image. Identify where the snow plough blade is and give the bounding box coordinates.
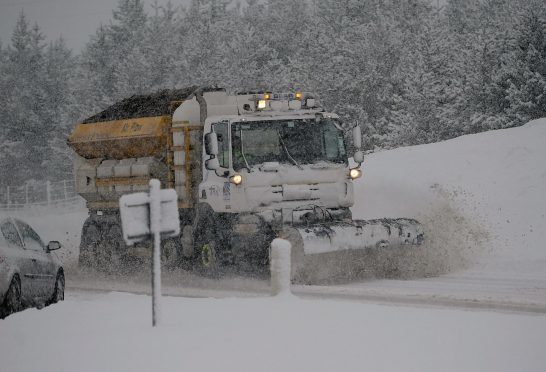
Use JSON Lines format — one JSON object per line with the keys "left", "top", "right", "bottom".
{"left": 283, "top": 218, "right": 424, "bottom": 283}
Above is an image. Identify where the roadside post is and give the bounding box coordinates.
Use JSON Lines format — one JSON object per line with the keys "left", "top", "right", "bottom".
{"left": 119, "top": 179, "right": 180, "bottom": 327}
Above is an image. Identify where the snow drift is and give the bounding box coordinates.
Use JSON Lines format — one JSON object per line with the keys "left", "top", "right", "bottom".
{"left": 354, "top": 118, "right": 546, "bottom": 277}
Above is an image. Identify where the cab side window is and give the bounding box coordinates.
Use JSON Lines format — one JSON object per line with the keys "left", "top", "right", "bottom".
{"left": 15, "top": 220, "right": 45, "bottom": 252}
{"left": 212, "top": 121, "right": 229, "bottom": 168}
{"left": 0, "top": 220, "right": 24, "bottom": 250}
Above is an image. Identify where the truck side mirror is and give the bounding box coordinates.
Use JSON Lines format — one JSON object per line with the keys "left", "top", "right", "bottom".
{"left": 204, "top": 132, "right": 219, "bottom": 156}
{"left": 205, "top": 157, "right": 220, "bottom": 170}
{"left": 353, "top": 150, "right": 364, "bottom": 164}
{"left": 352, "top": 125, "right": 362, "bottom": 150}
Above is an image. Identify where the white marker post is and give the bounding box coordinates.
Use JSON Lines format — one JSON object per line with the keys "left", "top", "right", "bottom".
{"left": 270, "top": 238, "right": 293, "bottom": 297}
{"left": 119, "top": 179, "right": 180, "bottom": 327}
{"left": 149, "top": 179, "right": 162, "bottom": 326}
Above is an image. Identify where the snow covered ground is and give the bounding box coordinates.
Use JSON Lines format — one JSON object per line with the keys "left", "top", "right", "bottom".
{"left": 1, "top": 290, "right": 545, "bottom": 372}
{"left": 348, "top": 117, "right": 546, "bottom": 310}
{"left": 1, "top": 119, "right": 546, "bottom": 371}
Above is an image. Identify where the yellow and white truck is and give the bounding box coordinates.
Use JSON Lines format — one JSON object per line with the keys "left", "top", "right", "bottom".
{"left": 69, "top": 87, "right": 423, "bottom": 280}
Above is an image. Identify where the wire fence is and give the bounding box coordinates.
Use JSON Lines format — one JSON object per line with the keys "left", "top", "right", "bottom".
{"left": 0, "top": 179, "right": 85, "bottom": 211}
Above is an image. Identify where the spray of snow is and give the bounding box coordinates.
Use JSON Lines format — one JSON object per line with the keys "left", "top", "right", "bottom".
{"left": 372, "top": 195, "right": 489, "bottom": 279}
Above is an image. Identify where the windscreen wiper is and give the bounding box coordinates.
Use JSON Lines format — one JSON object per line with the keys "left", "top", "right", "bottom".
{"left": 276, "top": 129, "right": 303, "bottom": 170}
{"left": 239, "top": 127, "right": 252, "bottom": 172}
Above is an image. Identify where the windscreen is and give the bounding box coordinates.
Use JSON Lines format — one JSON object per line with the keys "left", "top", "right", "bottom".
{"left": 231, "top": 118, "right": 346, "bottom": 171}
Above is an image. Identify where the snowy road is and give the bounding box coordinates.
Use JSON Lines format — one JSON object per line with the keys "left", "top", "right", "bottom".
{"left": 3, "top": 285, "right": 546, "bottom": 372}
{"left": 65, "top": 263, "right": 546, "bottom": 314}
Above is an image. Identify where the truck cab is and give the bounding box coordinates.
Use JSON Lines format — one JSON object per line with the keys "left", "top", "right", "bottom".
{"left": 170, "top": 91, "right": 364, "bottom": 271}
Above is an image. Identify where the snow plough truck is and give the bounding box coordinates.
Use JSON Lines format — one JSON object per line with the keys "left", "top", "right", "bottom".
{"left": 69, "top": 87, "right": 423, "bottom": 281}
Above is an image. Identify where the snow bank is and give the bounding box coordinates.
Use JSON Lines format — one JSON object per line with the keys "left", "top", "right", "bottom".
{"left": 1, "top": 291, "right": 545, "bottom": 372}
{"left": 354, "top": 118, "right": 546, "bottom": 273}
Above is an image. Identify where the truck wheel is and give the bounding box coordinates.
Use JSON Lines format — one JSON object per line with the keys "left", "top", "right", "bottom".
{"left": 195, "top": 233, "right": 221, "bottom": 278}
{"left": 162, "top": 239, "right": 179, "bottom": 268}
{"left": 94, "top": 224, "right": 113, "bottom": 273}
{"left": 108, "top": 224, "right": 127, "bottom": 271}
{"left": 79, "top": 219, "right": 100, "bottom": 268}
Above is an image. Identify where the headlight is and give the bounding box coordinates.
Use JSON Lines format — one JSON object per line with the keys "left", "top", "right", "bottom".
{"left": 230, "top": 174, "right": 243, "bottom": 185}
{"left": 349, "top": 168, "right": 362, "bottom": 180}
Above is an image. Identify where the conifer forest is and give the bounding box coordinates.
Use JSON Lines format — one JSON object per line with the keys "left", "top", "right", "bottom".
{"left": 0, "top": 0, "right": 545, "bottom": 184}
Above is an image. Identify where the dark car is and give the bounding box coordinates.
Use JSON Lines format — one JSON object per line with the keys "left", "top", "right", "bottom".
{"left": 0, "top": 217, "right": 64, "bottom": 319}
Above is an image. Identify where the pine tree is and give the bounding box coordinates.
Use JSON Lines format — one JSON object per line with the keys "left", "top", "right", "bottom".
{"left": 505, "top": 2, "right": 546, "bottom": 123}
{"left": 42, "top": 37, "right": 77, "bottom": 180}
{"left": 1, "top": 12, "right": 48, "bottom": 183}
{"left": 144, "top": 1, "right": 179, "bottom": 89}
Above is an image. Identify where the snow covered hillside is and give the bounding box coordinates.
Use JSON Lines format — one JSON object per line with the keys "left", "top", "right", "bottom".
{"left": 355, "top": 117, "right": 546, "bottom": 270}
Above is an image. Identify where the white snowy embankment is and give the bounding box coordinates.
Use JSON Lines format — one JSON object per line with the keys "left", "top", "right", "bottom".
{"left": 355, "top": 118, "right": 546, "bottom": 270}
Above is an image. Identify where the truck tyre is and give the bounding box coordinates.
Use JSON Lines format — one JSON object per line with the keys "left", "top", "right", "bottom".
{"left": 108, "top": 224, "right": 127, "bottom": 271}
{"left": 194, "top": 229, "right": 221, "bottom": 278}
{"left": 162, "top": 239, "right": 179, "bottom": 268}
{"left": 181, "top": 225, "right": 194, "bottom": 258}
{"left": 94, "top": 223, "right": 114, "bottom": 273}
{"left": 79, "top": 219, "right": 100, "bottom": 268}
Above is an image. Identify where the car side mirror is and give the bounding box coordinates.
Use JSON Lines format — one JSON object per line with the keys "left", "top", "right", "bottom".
{"left": 204, "top": 132, "right": 219, "bottom": 156}
{"left": 47, "top": 241, "right": 61, "bottom": 252}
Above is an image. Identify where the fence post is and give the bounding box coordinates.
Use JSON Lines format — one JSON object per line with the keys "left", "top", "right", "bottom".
{"left": 63, "top": 180, "right": 68, "bottom": 200}
{"left": 6, "top": 186, "right": 10, "bottom": 207}
{"left": 46, "top": 181, "right": 51, "bottom": 206}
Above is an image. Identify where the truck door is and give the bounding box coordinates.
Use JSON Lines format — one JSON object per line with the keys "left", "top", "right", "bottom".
{"left": 202, "top": 121, "right": 231, "bottom": 207}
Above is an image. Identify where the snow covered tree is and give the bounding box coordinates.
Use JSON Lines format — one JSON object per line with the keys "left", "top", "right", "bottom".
{"left": 143, "top": 1, "right": 180, "bottom": 90}
{"left": 42, "top": 38, "right": 77, "bottom": 180}
{"left": 76, "top": 0, "right": 149, "bottom": 105}
{"left": 0, "top": 12, "right": 48, "bottom": 183}
{"left": 504, "top": 2, "right": 546, "bottom": 123}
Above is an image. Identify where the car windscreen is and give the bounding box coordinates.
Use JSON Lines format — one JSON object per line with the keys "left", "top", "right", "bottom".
{"left": 0, "top": 220, "right": 24, "bottom": 250}
{"left": 15, "top": 220, "right": 45, "bottom": 251}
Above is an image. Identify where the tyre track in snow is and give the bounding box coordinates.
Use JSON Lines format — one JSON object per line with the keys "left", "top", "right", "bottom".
{"left": 65, "top": 269, "right": 546, "bottom": 315}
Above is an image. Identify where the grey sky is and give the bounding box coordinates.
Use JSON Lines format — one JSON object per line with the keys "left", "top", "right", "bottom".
{"left": 1, "top": 0, "right": 447, "bottom": 52}
{"left": 0, "top": 0, "right": 188, "bottom": 51}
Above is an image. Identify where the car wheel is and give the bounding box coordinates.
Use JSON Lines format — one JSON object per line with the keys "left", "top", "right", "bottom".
{"left": 50, "top": 271, "right": 65, "bottom": 304}
{"left": 3, "top": 276, "right": 22, "bottom": 317}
